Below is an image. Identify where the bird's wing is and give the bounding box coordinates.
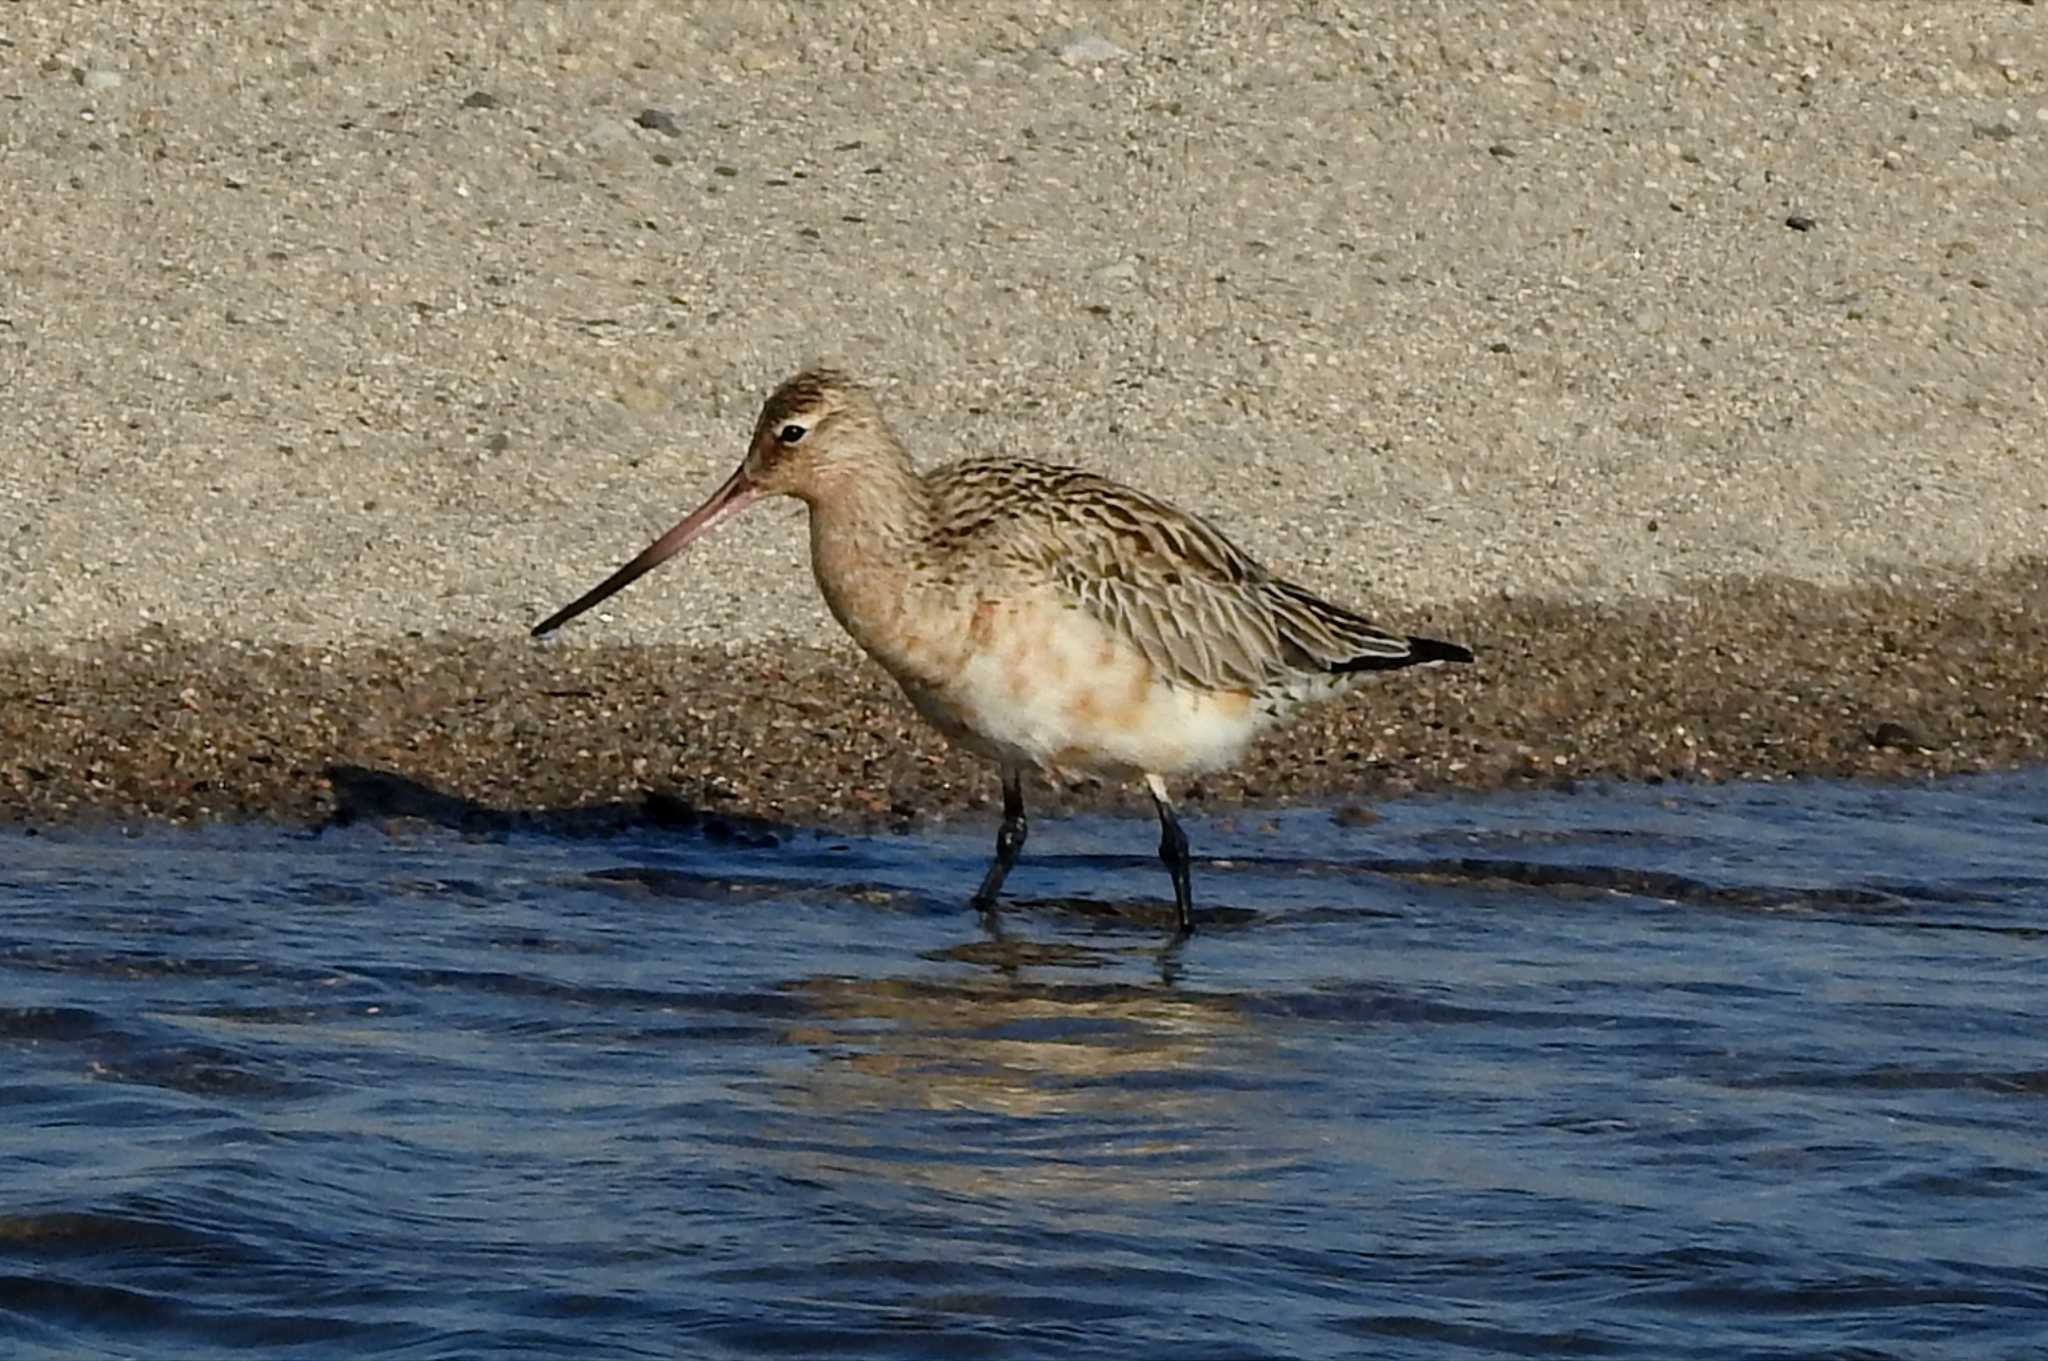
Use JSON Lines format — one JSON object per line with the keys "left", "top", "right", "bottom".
{"left": 927, "top": 459, "right": 1442, "bottom": 691}
{"left": 1028, "top": 473, "right": 1419, "bottom": 691}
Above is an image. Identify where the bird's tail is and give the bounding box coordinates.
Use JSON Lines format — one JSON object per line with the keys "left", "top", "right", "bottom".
{"left": 1338, "top": 634, "right": 1475, "bottom": 672}
{"left": 1265, "top": 580, "right": 1474, "bottom": 674}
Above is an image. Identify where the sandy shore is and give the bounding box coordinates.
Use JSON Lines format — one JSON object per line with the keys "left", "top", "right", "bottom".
{"left": 3, "top": 3, "right": 2044, "bottom": 827}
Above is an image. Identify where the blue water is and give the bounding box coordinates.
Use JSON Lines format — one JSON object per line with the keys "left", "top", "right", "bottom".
{"left": 3, "top": 772, "right": 2045, "bottom": 1359}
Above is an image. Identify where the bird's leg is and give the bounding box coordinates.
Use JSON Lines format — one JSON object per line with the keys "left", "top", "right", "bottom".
{"left": 1144, "top": 773, "right": 1195, "bottom": 934}
{"left": 970, "top": 765, "right": 1028, "bottom": 911}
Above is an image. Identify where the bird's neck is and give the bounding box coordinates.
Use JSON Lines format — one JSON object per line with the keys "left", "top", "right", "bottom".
{"left": 804, "top": 442, "right": 930, "bottom": 549}
{"left": 803, "top": 448, "right": 937, "bottom": 666}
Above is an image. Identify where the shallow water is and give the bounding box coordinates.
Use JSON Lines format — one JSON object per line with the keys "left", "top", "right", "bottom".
{"left": 3, "top": 772, "right": 2045, "bottom": 1360}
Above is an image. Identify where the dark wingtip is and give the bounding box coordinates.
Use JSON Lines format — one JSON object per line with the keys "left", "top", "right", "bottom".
{"left": 1331, "top": 634, "right": 1474, "bottom": 674}
{"left": 1405, "top": 635, "right": 1475, "bottom": 666}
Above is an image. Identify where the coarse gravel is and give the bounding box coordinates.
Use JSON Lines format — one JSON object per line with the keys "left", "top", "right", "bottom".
{"left": 4, "top": 566, "right": 2043, "bottom": 832}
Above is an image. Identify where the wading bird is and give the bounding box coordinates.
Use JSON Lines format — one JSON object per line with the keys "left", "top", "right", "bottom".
{"left": 534, "top": 370, "right": 1472, "bottom": 933}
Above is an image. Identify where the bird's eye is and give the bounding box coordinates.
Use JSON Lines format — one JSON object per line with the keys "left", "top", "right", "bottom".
{"left": 778, "top": 423, "right": 808, "bottom": 445}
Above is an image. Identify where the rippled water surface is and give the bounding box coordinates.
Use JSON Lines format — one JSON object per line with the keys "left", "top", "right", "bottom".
{"left": 3, "top": 772, "right": 2046, "bottom": 1359}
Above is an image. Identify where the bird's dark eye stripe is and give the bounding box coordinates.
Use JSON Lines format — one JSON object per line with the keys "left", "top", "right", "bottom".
{"left": 778, "top": 423, "right": 807, "bottom": 445}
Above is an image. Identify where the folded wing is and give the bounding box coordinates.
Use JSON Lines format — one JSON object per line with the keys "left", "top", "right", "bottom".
{"left": 1033, "top": 474, "right": 1459, "bottom": 692}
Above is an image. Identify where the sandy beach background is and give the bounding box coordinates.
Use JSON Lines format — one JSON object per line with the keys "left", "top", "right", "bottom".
{"left": 2, "top": 2, "right": 2044, "bottom": 826}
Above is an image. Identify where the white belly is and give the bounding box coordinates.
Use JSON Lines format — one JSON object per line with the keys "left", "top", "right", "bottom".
{"left": 894, "top": 601, "right": 1270, "bottom": 778}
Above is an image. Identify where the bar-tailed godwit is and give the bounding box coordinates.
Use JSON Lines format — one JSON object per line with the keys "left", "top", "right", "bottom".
{"left": 534, "top": 369, "right": 1472, "bottom": 933}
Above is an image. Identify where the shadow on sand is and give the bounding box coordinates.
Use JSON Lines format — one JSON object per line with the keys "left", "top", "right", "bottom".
{"left": 321, "top": 763, "right": 787, "bottom": 846}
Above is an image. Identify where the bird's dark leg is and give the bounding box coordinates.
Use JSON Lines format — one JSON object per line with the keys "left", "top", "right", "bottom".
{"left": 1144, "top": 773, "right": 1195, "bottom": 934}
{"left": 970, "top": 765, "right": 1028, "bottom": 911}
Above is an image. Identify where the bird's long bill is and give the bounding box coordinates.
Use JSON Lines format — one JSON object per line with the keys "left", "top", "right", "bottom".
{"left": 530, "top": 465, "right": 760, "bottom": 637}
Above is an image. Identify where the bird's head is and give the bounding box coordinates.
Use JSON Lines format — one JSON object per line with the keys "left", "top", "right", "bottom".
{"left": 530, "top": 368, "right": 892, "bottom": 637}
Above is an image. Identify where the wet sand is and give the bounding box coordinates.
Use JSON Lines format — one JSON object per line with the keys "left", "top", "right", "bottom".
{"left": 6, "top": 564, "right": 2041, "bottom": 832}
